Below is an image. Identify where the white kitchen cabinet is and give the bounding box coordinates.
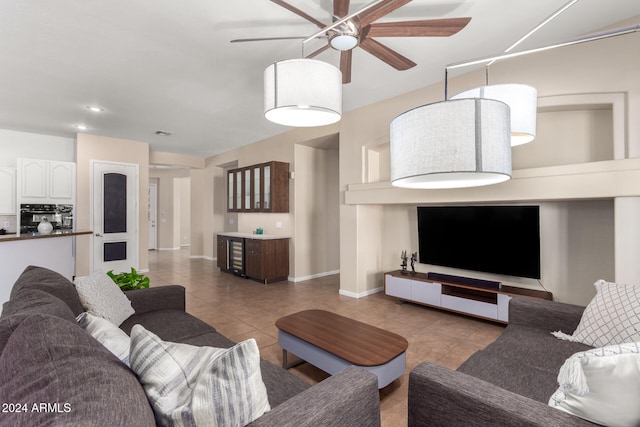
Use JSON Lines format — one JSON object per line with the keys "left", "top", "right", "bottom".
{"left": 0, "top": 167, "right": 16, "bottom": 214}
{"left": 18, "top": 158, "right": 75, "bottom": 204}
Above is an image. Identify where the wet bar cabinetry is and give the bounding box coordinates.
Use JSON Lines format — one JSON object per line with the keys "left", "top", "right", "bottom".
{"left": 217, "top": 232, "right": 289, "bottom": 284}
{"left": 227, "top": 161, "right": 289, "bottom": 213}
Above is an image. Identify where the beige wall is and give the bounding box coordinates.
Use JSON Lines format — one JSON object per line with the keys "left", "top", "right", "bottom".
{"left": 75, "top": 133, "right": 149, "bottom": 276}
{"left": 293, "top": 144, "right": 340, "bottom": 279}
{"left": 148, "top": 168, "right": 190, "bottom": 250}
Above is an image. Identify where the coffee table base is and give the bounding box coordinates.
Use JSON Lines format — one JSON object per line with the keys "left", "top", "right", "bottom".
{"left": 279, "top": 330, "right": 406, "bottom": 389}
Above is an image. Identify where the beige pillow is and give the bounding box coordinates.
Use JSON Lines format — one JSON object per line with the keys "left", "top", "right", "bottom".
{"left": 76, "top": 312, "right": 130, "bottom": 365}
{"left": 74, "top": 271, "right": 134, "bottom": 326}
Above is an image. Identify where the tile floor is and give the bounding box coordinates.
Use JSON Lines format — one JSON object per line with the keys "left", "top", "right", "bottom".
{"left": 147, "top": 249, "right": 505, "bottom": 426}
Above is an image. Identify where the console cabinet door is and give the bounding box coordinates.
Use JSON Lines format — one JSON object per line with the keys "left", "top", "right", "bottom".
{"left": 385, "top": 275, "right": 412, "bottom": 299}
{"left": 411, "top": 280, "right": 441, "bottom": 306}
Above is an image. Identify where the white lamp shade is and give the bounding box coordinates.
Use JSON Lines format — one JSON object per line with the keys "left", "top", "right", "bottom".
{"left": 452, "top": 84, "right": 537, "bottom": 146}
{"left": 390, "top": 98, "right": 512, "bottom": 189}
{"left": 264, "top": 59, "right": 342, "bottom": 127}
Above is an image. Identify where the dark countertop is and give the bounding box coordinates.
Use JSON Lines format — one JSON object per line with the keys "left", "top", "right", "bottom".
{"left": 0, "top": 230, "right": 93, "bottom": 243}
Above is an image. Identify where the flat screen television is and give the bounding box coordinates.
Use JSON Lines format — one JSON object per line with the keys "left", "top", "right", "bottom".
{"left": 417, "top": 205, "right": 541, "bottom": 279}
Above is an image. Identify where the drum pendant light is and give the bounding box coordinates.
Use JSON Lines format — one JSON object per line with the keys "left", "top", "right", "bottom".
{"left": 452, "top": 84, "right": 537, "bottom": 146}
{"left": 390, "top": 98, "right": 512, "bottom": 189}
{"left": 264, "top": 59, "right": 342, "bottom": 127}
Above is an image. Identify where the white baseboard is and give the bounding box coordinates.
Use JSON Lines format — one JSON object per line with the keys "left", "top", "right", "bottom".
{"left": 290, "top": 269, "right": 340, "bottom": 283}
{"left": 138, "top": 268, "right": 150, "bottom": 273}
{"left": 339, "top": 287, "right": 383, "bottom": 299}
{"left": 180, "top": 244, "right": 191, "bottom": 248}
{"left": 157, "top": 247, "right": 180, "bottom": 251}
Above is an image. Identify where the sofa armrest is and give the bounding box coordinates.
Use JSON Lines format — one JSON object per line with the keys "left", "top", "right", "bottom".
{"left": 509, "top": 296, "right": 585, "bottom": 332}
{"left": 409, "top": 361, "right": 595, "bottom": 427}
{"left": 249, "top": 366, "right": 380, "bottom": 427}
{"left": 124, "top": 286, "right": 186, "bottom": 314}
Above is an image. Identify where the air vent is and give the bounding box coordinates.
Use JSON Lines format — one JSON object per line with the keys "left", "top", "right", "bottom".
{"left": 154, "top": 130, "right": 172, "bottom": 136}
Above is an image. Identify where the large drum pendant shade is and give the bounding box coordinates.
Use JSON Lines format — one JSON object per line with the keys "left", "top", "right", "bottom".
{"left": 264, "top": 59, "right": 342, "bottom": 127}
{"left": 390, "top": 98, "right": 512, "bottom": 189}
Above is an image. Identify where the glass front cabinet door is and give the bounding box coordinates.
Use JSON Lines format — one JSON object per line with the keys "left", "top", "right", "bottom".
{"left": 226, "top": 161, "right": 289, "bottom": 213}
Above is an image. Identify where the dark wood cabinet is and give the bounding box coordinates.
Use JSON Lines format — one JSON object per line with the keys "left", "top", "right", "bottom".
{"left": 227, "top": 161, "right": 289, "bottom": 213}
{"left": 245, "top": 238, "right": 289, "bottom": 284}
{"left": 217, "top": 234, "right": 289, "bottom": 284}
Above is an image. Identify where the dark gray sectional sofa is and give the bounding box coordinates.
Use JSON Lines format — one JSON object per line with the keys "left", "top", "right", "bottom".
{"left": 0, "top": 266, "right": 381, "bottom": 426}
{"left": 408, "top": 297, "right": 598, "bottom": 426}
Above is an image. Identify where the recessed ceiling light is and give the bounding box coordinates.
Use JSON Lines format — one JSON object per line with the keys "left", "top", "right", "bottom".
{"left": 74, "top": 124, "right": 90, "bottom": 131}
{"left": 86, "top": 106, "right": 104, "bottom": 113}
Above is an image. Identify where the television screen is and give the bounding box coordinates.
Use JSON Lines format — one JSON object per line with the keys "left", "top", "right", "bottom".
{"left": 417, "top": 206, "right": 541, "bottom": 279}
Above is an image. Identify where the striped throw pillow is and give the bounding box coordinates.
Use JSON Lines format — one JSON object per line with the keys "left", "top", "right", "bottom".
{"left": 129, "top": 325, "right": 270, "bottom": 427}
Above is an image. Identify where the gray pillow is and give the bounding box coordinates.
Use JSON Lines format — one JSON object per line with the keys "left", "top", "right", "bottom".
{"left": 0, "top": 314, "right": 155, "bottom": 426}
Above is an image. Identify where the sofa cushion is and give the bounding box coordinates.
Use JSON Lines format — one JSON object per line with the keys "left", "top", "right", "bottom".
{"left": 130, "top": 325, "right": 270, "bottom": 427}
{"left": 74, "top": 271, "right": 135, "bottom": 326}
{"left": 10, "top": 265, "right": 85, "bottom": 316}
{"left": 553, "top": 279, "right": 640, "bottom": 347}
{"left": 0, "top": 314, "right": 155, "bottom": 427}
{"left": 549, "top": 341, "right": 640, "bottom": 426}
{"left": 120, "top": 309, "right": 216, "bottom": 341}
{"left": 1, "top": 288, "right": 78, "bottom": 354}
{"left": 77, "top": 312, "right": 131, "bottom": 365}
{"left": 457, "top": 325, "right": 592, "bottom": 403}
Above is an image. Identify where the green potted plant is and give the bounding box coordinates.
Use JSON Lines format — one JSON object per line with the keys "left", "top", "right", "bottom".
{"left": 106, "top": 267, "right": 150, "bottom": 291}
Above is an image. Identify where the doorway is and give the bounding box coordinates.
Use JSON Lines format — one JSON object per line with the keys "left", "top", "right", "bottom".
{"left": 148, "top": 182, "right": 158, "bottom": 250}
{"left": 91, "top": 161, "right": 139, "bottom": 273}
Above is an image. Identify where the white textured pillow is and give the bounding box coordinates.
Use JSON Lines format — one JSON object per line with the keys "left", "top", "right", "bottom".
{"left": 552, "top": 279, "right": 640, "bottom": 347}
{"left": 549, "top": 342, "right": 640, "bottom": 427}
{"left": 76, "top": 312, "right": 130, "bottom": 365}
{"left": 74, "top": 271, "right": 135, "bottom": 326}
{"left": 129, "top": 325, "right": 270, "bottom": 427}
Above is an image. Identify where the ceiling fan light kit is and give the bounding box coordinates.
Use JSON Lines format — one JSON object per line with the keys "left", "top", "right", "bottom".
{"left": 390, "top": 98, "right": 512, "bottom": 189}
{"left": 264, "top": 58, "right": 342, "bottom": 127}
{"left": 452, "top": 84, "right": 537, "bottom": 146}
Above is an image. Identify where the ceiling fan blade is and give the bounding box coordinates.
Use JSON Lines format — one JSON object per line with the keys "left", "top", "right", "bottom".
{"left": 358, "top": 0, "right": 413, "bottom": 27}
{"left": 230, "top": 36, "right": 307, "bottom": 43}
{"left": 359, "top": 38, "right": 416, "bottom": 70}
{"left": 340, "top": 50, "right": 352, "bottom": 84}
{"left": 334, "top": 0, "right": 351, "bottom": 18}
{"left": 305, "top": 44, "right": 330, "bottom": 58}
{"left": 367, "top": 17, "right": 471, "bottom": 37}
{"left": 271, "top": 0, "right": 326, "bottom": 29}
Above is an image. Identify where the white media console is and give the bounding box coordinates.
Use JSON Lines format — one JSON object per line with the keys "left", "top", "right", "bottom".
{"left": 384, "top": 270, "right": 552, "bottom": 324}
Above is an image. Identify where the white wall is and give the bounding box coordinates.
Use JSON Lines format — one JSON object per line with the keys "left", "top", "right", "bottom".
{"left": 0, "top": 129, "right": 75, "bottom": 167}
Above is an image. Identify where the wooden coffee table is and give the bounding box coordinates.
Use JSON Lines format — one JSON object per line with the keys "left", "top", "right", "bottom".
{"left": 275, "top": 309, "right": 408, "bottom": 389}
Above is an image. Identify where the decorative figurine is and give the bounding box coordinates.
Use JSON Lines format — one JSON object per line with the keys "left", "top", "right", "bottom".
{"left": 400, "top": 250, "right": 408, "bottom": 274}
{"left": 410, "top": 252, "right": 417, "bottom": 275}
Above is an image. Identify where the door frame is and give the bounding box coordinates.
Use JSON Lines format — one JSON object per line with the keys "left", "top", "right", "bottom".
{"left": 90, "top": 160, "right": 139, "bottom": 273}
{"left": 148, "top": 181, "right": 158, "bottom": 250}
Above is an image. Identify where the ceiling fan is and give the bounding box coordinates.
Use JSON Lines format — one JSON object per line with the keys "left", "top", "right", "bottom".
{"left": 231, "top": 0, "right": 471, "bottom": 84}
